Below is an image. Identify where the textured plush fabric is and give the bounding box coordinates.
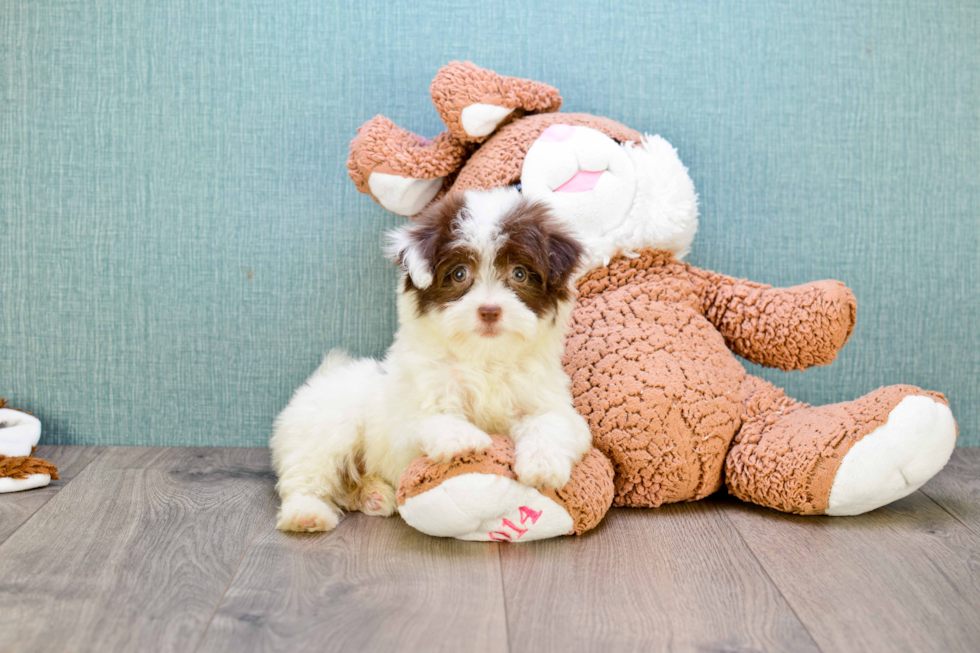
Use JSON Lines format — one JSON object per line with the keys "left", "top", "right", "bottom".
{"left": 397, "top": 435, "right": 615, "bottom": 535}
{"left": 398, "top": 435, "right": 518, "bottom": 504}
{"left": 692, "top": 272, "right": 857, "bottom": 372}
{"left": 0, "top": 449, "right": 60, "bottom": 482}
{"left": 348, "top": 112, "right": 643, "bottom": 203}
{"left": 565, "top": 250, "right": 953, "bottom": 511}
{"left": 431, "top": 61, "right": 563, "bottom": 143}
{"left": 348, "top": 116, "right": 470, "bottom": 196}
{"left": 1, "top": 1, "right": 977, "bottom": 446}
{"left": 726, "top": 380, "right": 950, "bottom": 514}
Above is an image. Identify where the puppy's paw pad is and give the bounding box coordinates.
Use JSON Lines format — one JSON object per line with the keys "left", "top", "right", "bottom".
{"left": 359, "top": 481, "right": 397, "bottom": 517}
{"left": 515, "top": 448, "right": 573, "bottom": 490}
{"left": 277, "top": 495, "right": 340, "bottom": 532}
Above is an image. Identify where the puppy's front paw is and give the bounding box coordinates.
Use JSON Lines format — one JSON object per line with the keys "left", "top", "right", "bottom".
{"left": 277, "top": 494, "right": 341, "bottom": 532}
{"left": 422, "top": 423, "right": 493, "bottom": 463}
{"left": 514, "top": 443, "right": 573, "bottom": 491}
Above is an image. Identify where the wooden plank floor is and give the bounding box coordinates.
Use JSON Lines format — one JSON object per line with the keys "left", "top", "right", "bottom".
{"left": 0, "top": 446, "right": 977, "bottom": 653}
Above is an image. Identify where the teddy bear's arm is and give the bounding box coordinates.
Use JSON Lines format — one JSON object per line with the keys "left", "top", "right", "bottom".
{"left": 690, "top": 267, "right": 857, "bottom": 371}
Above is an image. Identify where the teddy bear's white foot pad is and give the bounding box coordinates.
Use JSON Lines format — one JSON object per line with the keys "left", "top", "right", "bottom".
{"left": 0, "top": 473, "right": 51, "bottom": 494}
{"left": 399, "top": 473, "right": 573, "bottom": 542}
{"left": 827, "top": 395, "right": 956, "bottom": 516}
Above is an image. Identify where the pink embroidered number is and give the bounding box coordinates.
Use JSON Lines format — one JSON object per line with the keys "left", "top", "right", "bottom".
{"left": 488, "top": 506, "right": 542, "bottom": 541}
{"left": 519, "top": 506, "right": 542, "bottom": 525}
{"left": 501, "top": 519, "right": 527, "bottom": 537}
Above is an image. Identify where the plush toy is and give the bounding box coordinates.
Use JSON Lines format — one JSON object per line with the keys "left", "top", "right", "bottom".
{"left": 0, "top": 399, "right": 59, "bottom": 493}
{"left": 398, "top": 435, "right": 614, "bottom": 542}
{"left": 349, "top": 62, "right": 958, "bottom": 540}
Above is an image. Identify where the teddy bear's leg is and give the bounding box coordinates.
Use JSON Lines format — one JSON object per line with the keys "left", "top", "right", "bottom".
{"left": 725, "top": 377, "right": 956, "bottom": 516}
{"left": 397, "top": 435, "right": 614, "bottom": 541}
{"left": 430, "top": 61, "right": 563, "bottom": 142}
{"left": 347, "top": 115, "right": 470, "bottom": 216}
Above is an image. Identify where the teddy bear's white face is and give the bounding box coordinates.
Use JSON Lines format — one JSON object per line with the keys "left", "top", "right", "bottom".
{"left": 520, "top": 125, "right": 638, "bottom": 242}
{"left": 520, "top": 124, "right": 700, "bottom": 272}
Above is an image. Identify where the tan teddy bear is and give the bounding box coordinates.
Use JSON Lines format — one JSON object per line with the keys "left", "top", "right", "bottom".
{"left": 347, "top": 62, "right": 957, "bottom": 541}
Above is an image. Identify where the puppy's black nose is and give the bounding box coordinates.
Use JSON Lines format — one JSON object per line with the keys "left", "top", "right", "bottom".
{"left": 478, "top": 305, "right": 502, "bottom": 324}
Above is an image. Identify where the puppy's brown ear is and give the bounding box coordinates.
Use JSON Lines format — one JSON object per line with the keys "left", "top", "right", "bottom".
{"left": 431, "top": 62, "right": 562, "bottom": 144}
{"left": 348, "top": 115, "right": 470, "bottom": 217}
{"left": 385, "top": 193, "right": 466, "bottom": 289}
{"left": 544, "top": 224, "right": 585, "bottom": 292}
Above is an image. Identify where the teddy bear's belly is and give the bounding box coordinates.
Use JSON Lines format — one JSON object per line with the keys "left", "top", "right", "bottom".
{"left": 565, "top": 299, "right": 747, "bottom": 508}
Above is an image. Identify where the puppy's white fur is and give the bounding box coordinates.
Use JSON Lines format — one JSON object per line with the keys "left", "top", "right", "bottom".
{"left": 271, "top": 188, "right": 592, "bottom": 532}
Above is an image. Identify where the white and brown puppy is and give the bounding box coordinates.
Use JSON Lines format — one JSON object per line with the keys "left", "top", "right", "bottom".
{"left": 271, "top": 187, "right": 592, "bottom": 532}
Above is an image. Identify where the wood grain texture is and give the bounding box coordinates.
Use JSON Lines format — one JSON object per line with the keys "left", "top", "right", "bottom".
{"left": 722, "top": 490, "right": 980, "bottom": 653}
{"left": 499, "top": 503, "right": 819, "bottom": 653}
{"left": 920, "top": 448, "right": 980, "bottom": 538}
{"left": 0, "top": 447, "right": 275, "bottom": 653}
{"left": 1, "top": 446, "right": 978, "bottom": 652}
{"left": 197, "top": 510, "right": 508, "bottom": 653}
{"left": 0, "top": 445, "right": 104, "bottom": 546}
{"left": 200, "top": 510, "right": 507, "bottom": 652}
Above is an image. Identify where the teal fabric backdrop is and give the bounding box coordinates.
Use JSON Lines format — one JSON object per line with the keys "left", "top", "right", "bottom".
{"left": 1, "top": 1, "right": 978, "bottom": 446}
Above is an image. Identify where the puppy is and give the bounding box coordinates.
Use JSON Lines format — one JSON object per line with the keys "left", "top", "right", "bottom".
{"left": 271, "top": 187, "right": 592, "bottom": 532}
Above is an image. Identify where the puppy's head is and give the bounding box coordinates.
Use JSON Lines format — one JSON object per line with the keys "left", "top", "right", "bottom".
{"left": 387, "top": 187, "right": 583, "bottom": 351}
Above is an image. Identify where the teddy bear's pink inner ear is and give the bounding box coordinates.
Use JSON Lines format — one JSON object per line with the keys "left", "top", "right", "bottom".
{"left": 368, "top": 173, "right": 444, "bottom": 217}
{"left": 459, "top": 104, "right": 514, "bottom": 138}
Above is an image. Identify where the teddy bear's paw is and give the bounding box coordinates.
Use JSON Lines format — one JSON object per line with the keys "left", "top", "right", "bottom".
{"left": 400, "top": 473, "right": 574, "bottom": 542}
{"left": 827, "top": 395, "right": 956, "bottom": 516}
{"left": 277, "top": 494, "right": 341, "bottom": 533}
{"left": 357, "top": 475, "right": 397, "bottom": 517}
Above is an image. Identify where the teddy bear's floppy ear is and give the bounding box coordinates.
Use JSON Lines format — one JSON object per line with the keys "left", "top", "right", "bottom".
{"left": 347, "top": 115, "right": 470, "bottom": 217}
{"left": 430, "top": 61, "right": 562, "bottom": 144}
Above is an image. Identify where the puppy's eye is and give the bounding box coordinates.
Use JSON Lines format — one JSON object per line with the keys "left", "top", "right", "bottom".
{"left": 511, "top": 266, "right": 528, "bottom": 283}
{"left": 450, "top": 266, "right": 469, "bottom": 283}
